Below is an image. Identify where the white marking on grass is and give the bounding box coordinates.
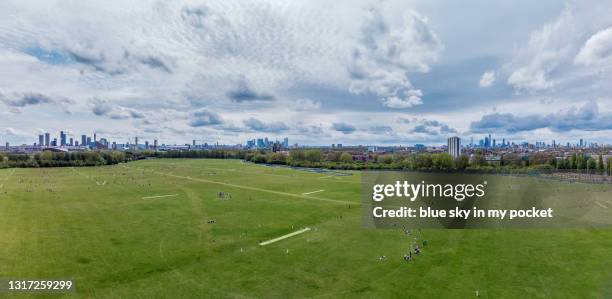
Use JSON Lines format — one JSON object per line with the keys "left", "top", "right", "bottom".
{"left": 123, "top": 165, "right": 353, "bottom": 205}
{"left": 142, "top": 194, "right": 180, "bottom": 200}
{"left": 302, "top": 189, "right": 324, "bottom": 195}
{"left": 594, "top": 201, "right": 608, "bottom": 209}
{"left": 259, "top": 227, "right": 311, "bottom": 246}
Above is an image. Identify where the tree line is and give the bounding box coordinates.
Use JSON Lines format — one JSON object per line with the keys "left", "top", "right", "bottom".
{"left": 1, "top": 149, "right": 610, "bottom": 175}
{"left": 243, "top": 149, "right": 612, "bottom": 174}
{"left": 0, "top": 151, "right": 126, "bottom": 168}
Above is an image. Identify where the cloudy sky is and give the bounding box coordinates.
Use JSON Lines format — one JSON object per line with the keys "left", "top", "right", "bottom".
{"left": 1, "top": 0, "right": 611, "bottom": 146}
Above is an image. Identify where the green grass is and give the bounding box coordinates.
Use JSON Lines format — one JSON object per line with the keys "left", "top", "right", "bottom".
{"left": 1, "top": 159, "right": 612, "bottom": 298}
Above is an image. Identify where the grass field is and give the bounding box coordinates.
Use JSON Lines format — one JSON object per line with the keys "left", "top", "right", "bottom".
{"left": 1, "top": 159, "right": 612, "bottom": 298}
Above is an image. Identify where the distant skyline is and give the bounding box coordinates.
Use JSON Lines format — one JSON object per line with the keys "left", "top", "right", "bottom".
{"left": 1, "top": 0, "right": 612, "bottom": 145}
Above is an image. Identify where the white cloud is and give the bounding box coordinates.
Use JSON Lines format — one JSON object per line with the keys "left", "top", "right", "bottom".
{"left": 575, "top": 26, "right": 612, "bottom": 67}
{"left": 5, "top": 128, "right": 17, "bottom": 135}
{"left": 506, "top": 1, "right": 612, "bottom": 93}
{"left": 348, "top": 6, "right": 442, "bottom": 109}
{"left": 479, "top": 70, "right": 496, "bottom": 87}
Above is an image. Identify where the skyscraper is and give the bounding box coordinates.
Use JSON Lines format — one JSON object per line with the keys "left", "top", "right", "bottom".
{"left": 69, "top": 138, "right": 74, "bottom": 146}
{"left": 447, "top": 136, "right": 461, "bottom": 158}
{"left": 60, "top": 131, "right": 66, "bottom": 146}
{"left": 81, "top": 135, "right": 87, "bottom": 147}
{"left": 38, "top": 134, "right": 44, "bottom": 147}
{"left": 44, "top": 133, "right": 50, "bottom": 146}
{"left": 153, "top": 139, "right": 158, "bottom": 150}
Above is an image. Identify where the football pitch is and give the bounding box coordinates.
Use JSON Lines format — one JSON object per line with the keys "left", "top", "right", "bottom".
{"left": 1, "top": 159, "right": 612, "bottom": 298}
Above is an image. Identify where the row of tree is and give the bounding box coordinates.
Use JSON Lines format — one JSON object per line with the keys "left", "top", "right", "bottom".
{"left": 2, "top": 149, "right": 610, "bottom": 174}
{"left": 243, "top": 149, "right": 612, "bottom": 174}
{"left": 0, "top": 151, "right": 127, "bottom": 168}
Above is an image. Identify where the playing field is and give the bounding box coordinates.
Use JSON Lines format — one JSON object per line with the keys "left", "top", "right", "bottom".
{"left": 1, "top": 159, "right": 612, "bottom": 298}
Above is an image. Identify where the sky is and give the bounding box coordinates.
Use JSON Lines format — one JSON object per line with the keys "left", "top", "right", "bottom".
{"left": 1, "top": 0, "right": 611, "bottom": 146}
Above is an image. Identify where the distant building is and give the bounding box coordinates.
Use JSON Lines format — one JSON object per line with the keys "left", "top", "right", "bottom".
{"left": 81, "top": 135, "right": 87, "bottom": 147}
{"left": 38, "top": 135, "right": 44, "bottom": 147}
{"left": 153, "top": 139, "right": 158, "bottom": 150}
{"left": 44, "top": 133, "right": 50, "bottom": 146}
{"left": 447, "top": 136, "right": 461, "bottom": 158}
{"left": 272, "top": 141, "right": 282, "bottom": 152}
{"left": 60, "top": 131, "right": 67, "bottom": 146}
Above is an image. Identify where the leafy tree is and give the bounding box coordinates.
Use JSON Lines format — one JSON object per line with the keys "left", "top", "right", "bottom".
{"left": 415, "top": 154, "right": 433, "bottom": 169}
{"left": 377, "top": 155, "right": 393, "bottom": 164}
{"left": 305, "top": 150, "right": 323, "bottom": 163}
{"left": 455, "top": 155, "right": 469, "bottom": 170}
{"left": 587, "top": 157, "right": 597, "bottom": 172}
{"left": 432, "top": 153, "right": 453, "bottom": 170}
{"left": 326, "top": 151, "right": 342, "bottom": 162}
{"left": 340, "top": 152, "right": 353, "bottom": 163}
{"left": 471, "top": 154, "right": 487, "bottom": 167}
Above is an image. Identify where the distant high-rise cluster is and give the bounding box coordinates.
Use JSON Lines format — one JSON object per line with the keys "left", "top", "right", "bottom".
{"left": 245, "top": 137, "right": 289, "bottom": 151}
{"left": 0, "top": 131, "right": 165, "bottom": 153}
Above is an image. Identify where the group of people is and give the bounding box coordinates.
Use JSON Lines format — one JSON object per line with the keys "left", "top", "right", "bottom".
{"left": 378, "top": 228, "right": 428, "bottom": 263}
{"left": 217, "top": 191, "right": 232, "bottom": 199}
{"left": 404, "top": 228, "right": 426, "bottom": 262}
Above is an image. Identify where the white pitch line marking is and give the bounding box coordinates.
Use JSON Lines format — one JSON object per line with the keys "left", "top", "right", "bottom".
{"left": 259, "top": 227, "right": 311, "bottom": 246}
{"left": 142, "top": 194, "right": 180, "bottom": 200}
{"left": 594, "top": 201, "right": 608, "bottom": 209}
{"left": 302, "top": 189, "right": 325, "bottom": 195}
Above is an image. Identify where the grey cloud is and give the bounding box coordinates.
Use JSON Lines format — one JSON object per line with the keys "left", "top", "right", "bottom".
{"left": 90, "top": 98, "right": 146, "bottom": 120}
{"left": 189, "top": 109, "right": 224, "bottom": 127}
{"left": 411, "top": 118, "right": 457, "bottom": 135}
{"left": 332, "top": 122, "right": 356, "bottom": 134}
{"left": 369, "top": 125, "right": 393, "bottom": 134}
{"left": 412, "top": 124, "right": 438, "bottom": 135}
{"left": 66, "top": 47, "right": 172, "bottom": 75}
{"left": 243, "top": 118, "right": 288, "bottom": 132}
{"left": 0, "top": 92, "right": 74, "bottom": 114}
{"left": 181, "top": 5, "right": 231, "bottom": 30}
{"left": 1, "top": 92, "right": 53, "bottom": 107}
{"left": 470, "top": 102, "right": 612, "bottom": 133}
{"left": 226, "top": 77, "right": 275, "bottom": 103}
{"left": 297, "top": 125, "right": 325, "bottom": 136}
{"left": 139, "top": 56, "right": 172, "bottom": 73}
{"left": 396, "top": 117, "right": 412, "bottom": 124}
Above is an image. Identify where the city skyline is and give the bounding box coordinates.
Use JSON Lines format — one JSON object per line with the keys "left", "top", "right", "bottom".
{"left": 3, "top": 128, "right": 608, "bottom": 150}
{"left": 1, "top": 0, "right": 612, "bottom": 145}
